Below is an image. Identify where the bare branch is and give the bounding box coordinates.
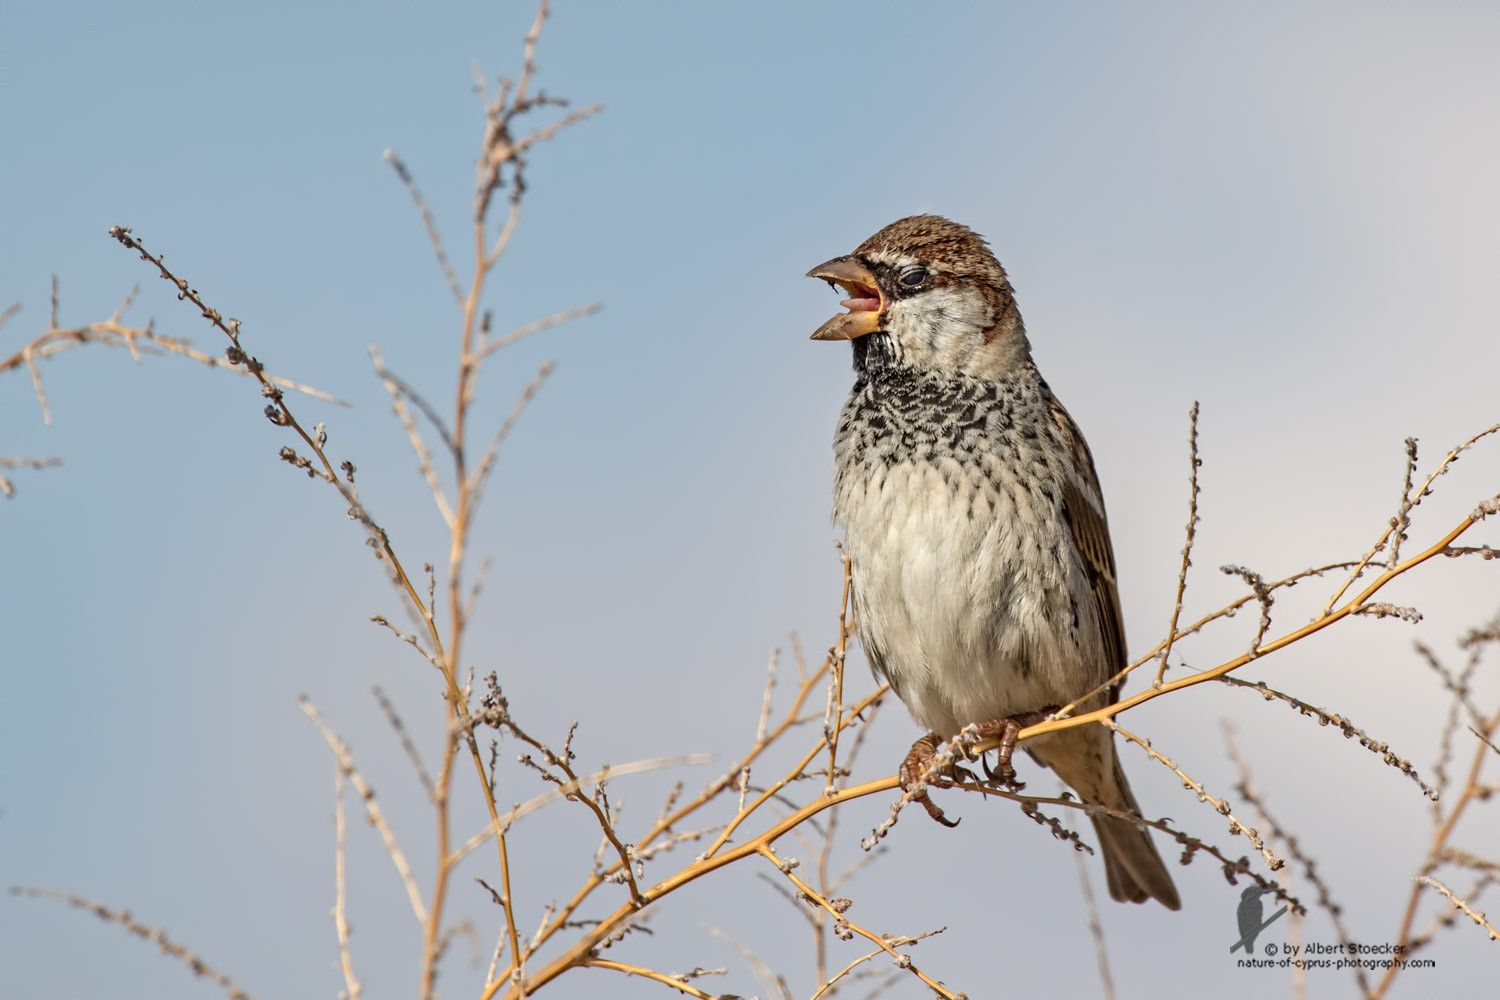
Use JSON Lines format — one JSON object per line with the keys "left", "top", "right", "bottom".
{"left": 1155, "top": 401, "right": 1201, "bottom": 684}
{"left": 475, "top": 302, "right": 600, "bottom": 361}
{"left": 299, "top": 695, "right": 428, "bottom": 926}
{"left": 1414, "top": 876, "right": 1499, "bottom": 941}
{"left": 333, "top": 764, "right": 362, "bottom": 1000}
{"left": 11, "top": 887, "right": 257, "bottom": 1000}
{"left": 371, "top": 345, "right": 455, "bottom": 526}
{"left": 372, "top": 684, "right": 437, "bottom": 802}
{"left": 384, "top": 148, "right": 464, "bottom": 306}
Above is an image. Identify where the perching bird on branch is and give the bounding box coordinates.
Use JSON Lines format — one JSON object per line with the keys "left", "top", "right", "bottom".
{"left": 809, "top": 215, "right": 1180, "bottom": 909}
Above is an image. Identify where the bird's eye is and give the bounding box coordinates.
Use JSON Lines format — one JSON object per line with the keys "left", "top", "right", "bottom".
{"left": 898, "top": 265, "right": 927, "bottom": 287}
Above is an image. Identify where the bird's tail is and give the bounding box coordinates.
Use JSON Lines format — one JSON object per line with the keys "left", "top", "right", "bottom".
{"left": 1038, "top": 729, "right": 1182, "bottom": 910}
{"left": 1089, "top": 751, "right": 1181, "bottom": 910}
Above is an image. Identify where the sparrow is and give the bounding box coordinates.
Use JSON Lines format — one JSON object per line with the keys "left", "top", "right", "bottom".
{"left": 808, "top": 215, "right": 1180, "bottom": 909}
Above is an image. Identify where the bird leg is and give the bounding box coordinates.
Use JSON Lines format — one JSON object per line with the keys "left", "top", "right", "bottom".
{"left": 971, "top": 708, "right": 1057, "bottom": 790}
{"left": 899, "top": 733, "right": 960, "bottom": 828}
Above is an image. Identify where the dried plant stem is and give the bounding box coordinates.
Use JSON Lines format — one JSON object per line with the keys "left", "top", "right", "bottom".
{"left": 823, "top": 547, "right": 852, "bottom": 796}
{"left": 756, "top": 845, "right": 957, "bottom": 1000}
{"left": 1107, "top": 721, "right": 1281, "bottom": 871}
{"left": 451, "top": 755, "right": 710, "bottom": 864}
{"left": 0, "top": 456, "right": 60, "bottom": 499}
{"left": 702, "top": 685, "right": 886, "bottom": 860}
{"left": 1051, "top": 559, "right": 1364, "bottom": 723}
{"left": 1321, "top": 423, "right": 1500, "bottom": 616}
{"left": 582, "top": 959, "right": 720, "bottom": 999}
{"left": 501, "top": 723, "right": 647, "bottom": 907}
{"left": 502, "top": 662, "right": 842, "bottom": 978}
{"left": 369, "top": 4, "right": 604, "bottom": 989}
{"left": 333, "top": 765, "right": 362, "bottom": 1000}
{"left": 1389, "top": 437, "right": 1419, "bottom": 569}
{"left": 475, "top": 303, "right": 601, "bottom": 360}
{"left": 703, "top": 924, "right": 793, "bottom": 1000}
{"left": 1221, "top": 675, "right": 1436, "bottom": 798}
{"left": 468, "top": 362, "right": 554, "bottom": 514}
{"left": 372, "top": 345, "right": 455, "bottom": 528}
{"left": 1071, "top": 812, "right": 1115, "bottom": 1000}
{"left": 1020, "top": 498, "right": 1497, "bottom": 752}
{"left": 425, "top": 712, "right": 464, "bottom": 1000}
{"left": 9, "top": 887, "right": 256, "bottom": 1000}
{"left": 488, "top": 693, "right": 892, "bottom": 999}
{"left": 1155, "top": 401, "right": 1200, "bottom": 685}
{"left": 1413, "top": 877, "right": 1499, "bottom": 941}
{"left": 0, "top": 296, "right": 343, "bottom": 419}
{"left": 382, "top": 148, "right": 464, "bottom": 306}
{"left": 373, "top": 684, "right": 438, "bottom": 802}
{"left": 810, "top": 946, "right": 887, "bottom": 1000}
{"left": 300, "top": 696, "right": 429, "bottom": 925}
{"left": 1372, "top": 702, "right": 1500, "bottom": 997}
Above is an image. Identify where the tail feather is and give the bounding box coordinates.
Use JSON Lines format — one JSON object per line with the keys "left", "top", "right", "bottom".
{"left": 1088, "top": 753, "right": 1181, "bottom": 910}
{"left": 1034, "top": 729, "right": 1181, "bottom": 910}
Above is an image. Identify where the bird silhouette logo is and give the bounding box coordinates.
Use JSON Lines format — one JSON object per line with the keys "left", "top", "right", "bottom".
{"left": 1230, "top": 885, "right": 1289, "bottom": 953}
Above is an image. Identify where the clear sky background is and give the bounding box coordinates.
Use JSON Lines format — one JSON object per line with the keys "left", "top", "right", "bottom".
{"left": 4, "top": 2, "right": 1499, "bottom": 997}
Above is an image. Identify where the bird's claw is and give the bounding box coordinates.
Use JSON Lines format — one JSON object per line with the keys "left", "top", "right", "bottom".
{"left": 899, "top": 733, "right": 960, "bottom": 828}
{"left": 972, "top": 708, "right": 1058, "bottom": 792}
{"left": 981, "top": 753, "right": 1025, "bottom": 790}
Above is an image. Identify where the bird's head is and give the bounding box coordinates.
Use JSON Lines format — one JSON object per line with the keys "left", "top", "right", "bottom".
{"left": 806, "top": 214, "right": 1029, "bottom": 378}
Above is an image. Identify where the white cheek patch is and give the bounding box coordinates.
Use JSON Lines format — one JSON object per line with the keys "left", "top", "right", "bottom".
{"left": 887, "top": 285, "right": 993, "bottom": 372}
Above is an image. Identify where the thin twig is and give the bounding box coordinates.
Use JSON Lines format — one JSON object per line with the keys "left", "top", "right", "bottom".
{"left": 823, "top": 546, "right": 852, "bottom": 796}
{"left": 1322, "top": 423, "right": 1500, "bottom": 615}
{"left": 372, "top": 345, "right": 455, "bottom": 527}
{"left": 467, "top": 362, "right": 554, "bottom": 515}
{"left": 1069, "top": 807, "right": 1115, "bottom": 1000}
{"left": 299, "top": 695, "right": 429, "bottom": 925}
{"left": 475, "top": 303, "right": 600, "bottom": 360}
{"left": 1414, "top": 877, "right": 1500, "bottom": 941}
{"left": 1374, "top": 699, "right": 1500, "bottom": 997}
{"left": 0, "top": 456, "right": 61, "bottom": 499}
{"left": 1389, "top": 437, "right": 1420, "bottom": 569}
{"left": 757, "top": 845, "right": 958, "bottom": 999}
{"left": 583, "top": 958, "right": 723, "bottom": 999}
{"left": 384, "top": 148, "right": 465, "bottom": 306}
{"left": 1156, "top": 401, "right": 1201, "bottom": 684}
{"left": 451, "top": 755, "right": 710, "bottom": 865}
{"left": 1, "top": 298, "right": 343, "bottom": 409}
{"left": 809, "top": 929, "right": 945, "bottom": 1000}
{"left": 1220, "top": 564, "right": 1273, "bottom": 657}
{"left": 1052, "top": 559, "right": 1366, "bottom": 723}
{"left": 10, "top": 887, "right": 256, "bottom": 1000}
{"left": 1108, "top": 721, "right": 1282, "bottom": 872}
{"left": 333, "top": 764, "right": 362, "bottom": 1000}
{"left": 702, "top": 923, "right": 794, "bottom": 1000}
{"left": 1220, "top": 675, "right": 1437, "bottom": 799}
{"left": 373, "top": 684, "right": 437, "bottom": 802}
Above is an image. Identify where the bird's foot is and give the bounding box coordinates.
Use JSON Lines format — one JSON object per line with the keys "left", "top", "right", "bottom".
{"left": 899, "top": 733, "right": 960, "bottom": 828}
{"left": 971, "top": 708, "right": 1058, "bottom": 791}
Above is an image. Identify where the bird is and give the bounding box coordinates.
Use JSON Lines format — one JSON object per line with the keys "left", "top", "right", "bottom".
{"left": 807, "top": 214, "right": 1181, "bottom": 909}
{"left": 1231, "top": 884, "right": 1285, "bottom": 952}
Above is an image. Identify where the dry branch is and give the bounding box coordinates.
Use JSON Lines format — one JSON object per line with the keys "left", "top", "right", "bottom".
{"left": 9, "top": 887, "right": 256, "bottom": 1000}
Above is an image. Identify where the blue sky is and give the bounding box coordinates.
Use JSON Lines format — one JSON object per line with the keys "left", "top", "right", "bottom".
{"left": 4, "top": 2, "right": 1499, "bottom": 997}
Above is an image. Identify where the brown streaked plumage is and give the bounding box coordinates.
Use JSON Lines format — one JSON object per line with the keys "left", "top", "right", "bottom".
{"left": 810, "top": 214, "right": 1180, "bottom": 910}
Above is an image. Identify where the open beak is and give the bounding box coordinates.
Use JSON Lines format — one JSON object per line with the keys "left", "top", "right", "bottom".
{"left": 806, "top": 256, "right": 884, "bottom": 341}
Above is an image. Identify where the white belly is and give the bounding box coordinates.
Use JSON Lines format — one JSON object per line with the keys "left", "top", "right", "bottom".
{"left": 837, "top": 455, "right": 1101, "bottom": 739}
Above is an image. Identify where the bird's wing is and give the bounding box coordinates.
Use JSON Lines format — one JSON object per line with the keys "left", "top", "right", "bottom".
{"left": 1051, "top": 400, "right": 1129, "bottom": 702}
